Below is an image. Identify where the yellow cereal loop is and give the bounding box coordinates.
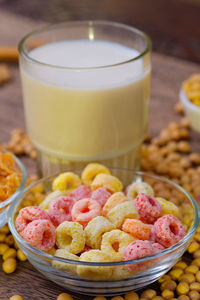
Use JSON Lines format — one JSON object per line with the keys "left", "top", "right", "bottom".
{"left": 91, "top": 174, "right": 123, "bottom": 194}
{"left": 81, "top": 163, "right": 111, "bottom": 186}
{"left": 102, "top": 192, "right": 128, "bottom": 216}
{"left": 156, "top": 197, "right": 179, "bottom": 216}
{"left": 52, "top": 249, "right": 79, "bottom": 275}
{"left": 52, "top": 172, "right": 81, "bottom": 193}
{"left": 56, "top": 221, "right": 85, "bottom": 254}
{"left": 107, "top": 201, "right": 138, "bottom": 228}
{"left": 84, "top": 216, "right": 115, "bottom": 249}
{"left": 77, "top": 250, "right": 112, "bottom": 280}
{"left": 127, "top": 182, "right": 154, "bottom": 201}
{"left": 39, "top": 190, "right": 65, "bottom": 210}
{"left": 101, "top": 229, "right": 134, "bottom": 261}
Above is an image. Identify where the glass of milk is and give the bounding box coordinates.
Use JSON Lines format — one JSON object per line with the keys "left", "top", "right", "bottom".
{"left": 19, "top": 21, "right": 151, "bottom": 176}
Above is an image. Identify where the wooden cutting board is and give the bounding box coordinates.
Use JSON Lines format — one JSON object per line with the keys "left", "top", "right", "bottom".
{"left": 0, "top": 9, "right": 200, "bottom": 300}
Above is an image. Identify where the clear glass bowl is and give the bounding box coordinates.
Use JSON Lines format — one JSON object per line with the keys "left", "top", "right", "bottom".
{"left": 0, "top": 154, "right": 26, "bottom": 228}
{"left": 8, "top": 169, "right": 199, "bottom": 297}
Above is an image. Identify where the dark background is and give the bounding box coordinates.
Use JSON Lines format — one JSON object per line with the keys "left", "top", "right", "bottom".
{"left": 1, "top": 0, "right": 200, "bottom": 63}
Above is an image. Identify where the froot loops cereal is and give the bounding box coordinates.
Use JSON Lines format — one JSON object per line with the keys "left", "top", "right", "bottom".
{"left": 15, "top": 163, "right": 187, "bottom": 280}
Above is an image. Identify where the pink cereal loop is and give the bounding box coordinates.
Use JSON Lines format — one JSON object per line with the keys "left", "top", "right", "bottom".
{"left": 123, "top": 240, "right": 153, "bottom": 271}
{"left": 69, "top": 185, "right": 91, "bottom": 202}
{"left": 91, "top": 188, "right": 111, "bottom": 207}
{"left": 154, "top": 214, "right": 186, "bottom": 248}
{"left": 16, "top": 206, "right": 50, "bottom": 235}
{"left": 152, "top": 243, "right": 165, "bottom": 254}
{"left": 134, "top": 193, "right": 161, "bottom": 224}
{"left": 48, "top": 196, "right": 74, "bottom": 226}
{"left": 23, "top": 219, "right": 56, "bottom": 252}
{"left": 71, "top": 198, "right": 101, "bottom": 227}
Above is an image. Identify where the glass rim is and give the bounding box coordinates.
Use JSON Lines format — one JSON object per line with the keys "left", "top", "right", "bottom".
{"left": 18, "top": 20, "right": 152, "bottom": 70}
{"left": 8, "top": 169, "right": 199, "bottom": 267}
{"left": 0, "top": 152, "right": 27, "bottom": 209}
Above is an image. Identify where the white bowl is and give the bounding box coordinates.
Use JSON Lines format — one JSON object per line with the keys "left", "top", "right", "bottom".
{"left": 179, "top": 89, "right": 200, "bottom": 132}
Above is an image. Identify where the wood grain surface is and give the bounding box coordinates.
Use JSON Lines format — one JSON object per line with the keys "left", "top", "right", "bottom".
{"left": 0, "top": 9, "right": 200, "bottom": 300}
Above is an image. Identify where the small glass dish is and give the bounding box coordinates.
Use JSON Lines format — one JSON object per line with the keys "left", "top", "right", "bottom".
{"left": 179, "top": 89, "right": 200, "bottom": 132}
{"left": 0, "top": 154, "right": 26, "bottom": 228}
{"left": 8, "top": 169, "right": 199, "bottom": 297}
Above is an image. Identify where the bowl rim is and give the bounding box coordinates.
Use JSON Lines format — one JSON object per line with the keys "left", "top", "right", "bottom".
{"left": 0, "top": 152, "right": 27, "bottom": 210}
{"left": 8, "top": 169, "right": 199, "bottom": 267}
{"left": 179, "top": 89, "right": 200, "bottom": 112}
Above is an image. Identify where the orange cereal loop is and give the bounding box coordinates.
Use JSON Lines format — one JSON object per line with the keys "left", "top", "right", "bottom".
{"left": 81, "top": 163, "right": 111, "bottom": 186}
{"left": 103, "top": 192, "right": 128, "bottom": 216}
{"left": 122, "top": 219, "right": 151, "bottom": 240}
{"left": 91, "top": 174, "right": 123, "bottom": 194}
{"left": 57, "top": 293, "right": 73, "bottom": 300}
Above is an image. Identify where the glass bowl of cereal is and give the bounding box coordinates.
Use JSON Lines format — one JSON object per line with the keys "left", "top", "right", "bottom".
{"left": 0, "top": 150, "right": 26, "bottom": 228}
{"left": 180, "top": 74, "right": 200, "bottom": 132}
{"left": 8, "top": 165, "right": 199, "bottom": 296}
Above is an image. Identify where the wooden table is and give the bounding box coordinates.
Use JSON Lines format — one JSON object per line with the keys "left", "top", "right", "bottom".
{"left": 0, "top": 10, "right": 200, "bottom": 300}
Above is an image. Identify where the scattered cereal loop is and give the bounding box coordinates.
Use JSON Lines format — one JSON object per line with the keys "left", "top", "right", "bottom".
{"left": 56, "top": 221, "right": 85, "bottom": 254}
{"left": 91, "top": 174, "right": 123, "bottom": 194}
{"left": 122, "top": 219, "right": 151, "bottom": 240}
{"left": 69, "top": 185, "right": 91, "bottom": 201}
{"left": 52, "top": 172, "right": 81, "bottom": 193}
{"left": 101, "top": 229, "right": 134, "bottom": 262}
{"left": 102, "top": 192, "right": 128, "bottom": 216}
{"left": 91, "top": 188, "right": 111, "bottom": 207}
{"left": 107, "top": 201, "right": 138, "bottom": 228}
{"left": 156, "top": 197, "right": 179, "bottom": 217}
{"left": 84, "top": 216, "right": 115, "bottom": 249}
{"left": 127, "top": 182, "right": 154, "bottom": 201}
{"left": 71, "top": 198, "right": 101, "bottom": 227}
{"left": 81, "top": 163, "right": 110, "bottom": 186}
{"left": 48, "top": 196, "right": 74, "bottom": 226}
{"left": 23, "top": 219, "right": 56, "bottom": 252}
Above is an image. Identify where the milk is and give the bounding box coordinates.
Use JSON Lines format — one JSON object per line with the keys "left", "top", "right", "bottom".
{"left": 20, "top": 40, "right": 150, "bottom": 173}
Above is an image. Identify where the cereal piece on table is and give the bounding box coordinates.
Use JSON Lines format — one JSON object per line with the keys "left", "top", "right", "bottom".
{"left": 2, "top": 257, "right": 17, "bottom": 273}
{"left": 125, "top": 291, "right": 139, "bottom": 300}
{"left": 57, "top": 293, "right": 73, "bottom": 300}
{"left": 56, "top": 221, "right": 85, "bottom": 254}
{"left": 152, "top": 243, "right": 165, "bottom": 254}
{"left": 52, "top": 249, "right": 79, "bottom": 274}
{"left": 123, "top": 240, "right": 153, "bottom": 271}
{"left": 101, "top": 229, "right": 134, "bottom": 261}
{"left": 81, "top": 163, "right": 110, "bottom": 186}
{"left": 0, "top": 64, "right": 11, "bottom": 85}
{"left": 0, "top": 243, "right": 9, "bottom": 255}
{"left": 77, "top": 249, "right": 112, "bottom": 280}
{"left": 156, "top": 197, "right": 179, "bottom": 217}
{"left": 107, "top": 201, "right": 138, "bottom": 228}
{"left": 134, "top": 193, "right": 161, "bottom": 224}
{"left": 84, "top": 216, "right": 115, "bottom": 249}
{"left": 174, "top": 102, "right": 184, "bottom": 115}
{"left": 154, "top": 214, "right": 186, "bottom": 247}
{"left": 3, "top": 248, "right": 17, "bottom": 260}
{"left": 91, "top": 173, "right": 123, "bottom": 194}
{"left": 126, "top": 182, "right": 154, "bottom": 201}
{"left": 91, "top": 187, "right": 111, "bottom": 207}
{"left": 23, "top": 219, "right": 56, "bottom": 252}
{"left": 15, "top": 206, "right": 50, "bottom": 235}
{"left": 10, "top": 295, "right": 24, "bottom": 300}
{"left": 16, "top": 249, "right": 27, "bottom": 261}
{"left": 71, "top": 198, "right": 101, "bottom": 227}
{"left": 39, "top": 190, "right": 65, "bottom": 210}
{"left": 52, "top": 172, "right": 81, "bottom": 193}
{"left": 102, "top": 192, "right": 128, "bottom": 216}
{"left": 48, "top": 196, "right": 74, "bottom": 226}
{"left": 122, "top": 219, "right": 151, "bottom": 240}
{"left": 69, "top": 185, "right": 91, "bottom": 201}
